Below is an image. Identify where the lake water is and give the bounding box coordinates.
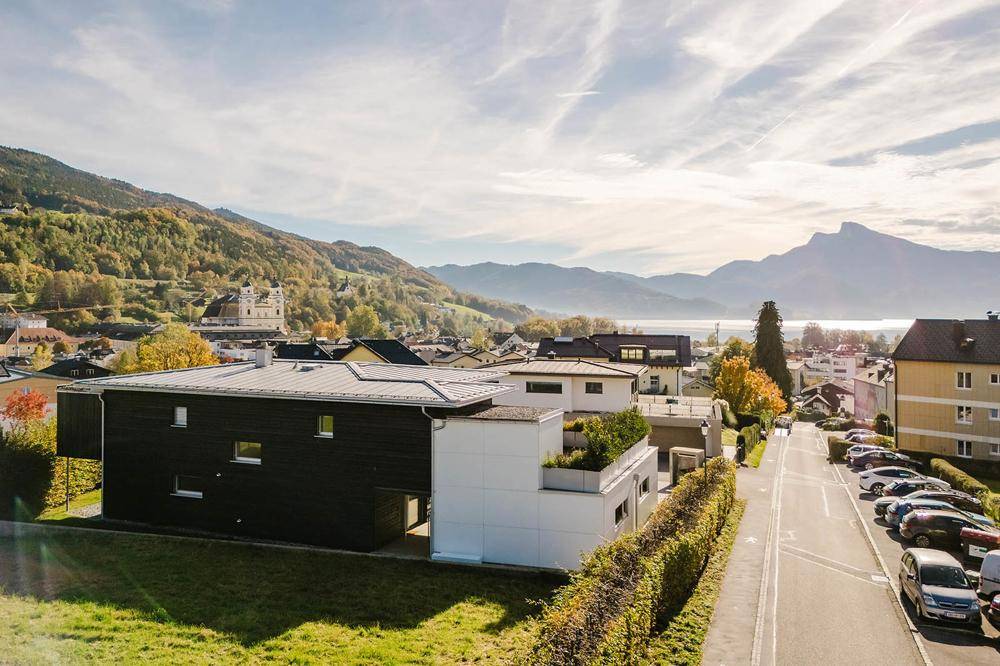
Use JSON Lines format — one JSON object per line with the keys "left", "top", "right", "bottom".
{"left": 617, "top": 318, "right": 915, "bottom": 340}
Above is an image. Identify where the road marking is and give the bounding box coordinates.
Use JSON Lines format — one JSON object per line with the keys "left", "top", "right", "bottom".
{"left": 745, "top": 536, "right": 758, "bottom": 544}
{"left": 781, "top": 544, "right": 873, "bottom": 574}
{"left": 821, "top": 484, "right": 830, "bottom": 518}
{"left": 822, "top": 429, "right": 934, "bottom": 666}
{"left": 780, "top": 548, "right": 888, "bottom": 587}
{"left": 872, "top": 575, "right": 890, "bottom": 583}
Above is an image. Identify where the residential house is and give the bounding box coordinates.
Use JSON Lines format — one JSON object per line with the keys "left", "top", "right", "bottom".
{"left": 0, "top": 364, "right": 66, "bottom": 412}
{"left": 633, "top": 395, "right": 724, "bottom": 457}
{"left": 491, "top": 359, "right": 645, "bottom": 417}
{"left": 0, "top": 325, "right": 80, "bottom": 357}
{"left": 275, "top": 339, "right": 427, "bottom": 365}
{"left": 42, "top": 357, "right": 113, "bottom": 380}
{"left": 892, "top": 317, "right": 1000, "bottom": 462}
{"left": 430, "top": 351, "right": 482, "bottom": 368}
{"left": 469, "top": 347, "right": 527, "bottom": 367}
{"left": 787, "top": 359, "right": 806, "bottom": 396}
{"left": 853, "top": 362, "right": 892, "bottom": 422}
{"left": 803, "top": 351, "right": 859, "bottom": 384}
{"left": 56, "top": 356, "right": 659, "bottom": 570}
{"left": 0, "top": 312, "right": 48, "bottom": 329}
{"left": 681, "top": 377, "right": 715, "bottom": 398}
{"left": 490, "top": 331, "right": 525, "bottom": 353}
{"left": 538, "top": 333, "right": 692, "bottom": 396}
{"left": 800, "top": 380, "right": 854, "bottom": 416}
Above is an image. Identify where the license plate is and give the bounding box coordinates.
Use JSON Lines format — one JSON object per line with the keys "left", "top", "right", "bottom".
{"left": 944, "top": 611, "right": 966, "bottom": 620}
{"left": 969, "top": 545, "right": 988, "bottom": 558}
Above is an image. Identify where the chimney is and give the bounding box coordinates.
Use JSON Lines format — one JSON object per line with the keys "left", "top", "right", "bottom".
{"left": 988, "top": 311, "right": 999, "bottom": 321}
{"left": 255, "top": 346, "right": 273, "bottom": 368}
{"left": 952, "top": 320, "right": 966, "bottom": 343}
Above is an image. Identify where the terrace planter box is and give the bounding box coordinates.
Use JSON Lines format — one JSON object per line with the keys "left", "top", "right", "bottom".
{"left": 543, "top": 436, "right": 650, "bottom": 493}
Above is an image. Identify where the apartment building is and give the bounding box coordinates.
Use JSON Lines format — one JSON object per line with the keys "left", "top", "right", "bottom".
{"left": 893, "top": 317, "right": 1000, "bottom": 462}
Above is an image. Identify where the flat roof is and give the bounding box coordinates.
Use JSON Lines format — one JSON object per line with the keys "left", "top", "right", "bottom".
{"left": 451, "top": 405, "right": 562, "bottom": 422}
{"left": 492, "top": 359, "right": 647, "bottom": 378}
{"left": 59, "top": 360, "right": 515, "bottom": 408}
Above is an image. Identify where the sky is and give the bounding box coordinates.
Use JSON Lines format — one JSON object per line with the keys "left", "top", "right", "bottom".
{"left": 2, "top": 0, "right": 1000, "bottom": 276}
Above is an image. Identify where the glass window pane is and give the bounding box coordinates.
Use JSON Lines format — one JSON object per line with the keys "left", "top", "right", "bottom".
{"left": 235, "top": 441, "right": 262, "bottom": 461}
{"left": 318, "top": 415, "right": 334, "bottom": 435}
{"left": 174, "top": 406, "right": 187, "bottom": 426}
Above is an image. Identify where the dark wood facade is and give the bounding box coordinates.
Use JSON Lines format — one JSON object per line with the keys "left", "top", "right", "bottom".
{"left": 60, "top": 389, "right": 434, "bottom": 552}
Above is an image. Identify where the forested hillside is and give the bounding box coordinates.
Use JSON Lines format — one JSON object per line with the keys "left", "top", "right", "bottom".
{"left": 0, "top": 147, "right": 532, "bottom": 333}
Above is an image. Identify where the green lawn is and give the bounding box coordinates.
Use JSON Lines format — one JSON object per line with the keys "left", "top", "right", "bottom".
{"left": 747, "top": 438, "right": 767, "bottom": 468}
{"left": 38, "top": 489, "right": 102, "bottom": 522}
{"left": 0, "top": 527, "right": 558, "bottom": 664}
{"left": 442, "top": 302, "right": 494, "bottom": 322}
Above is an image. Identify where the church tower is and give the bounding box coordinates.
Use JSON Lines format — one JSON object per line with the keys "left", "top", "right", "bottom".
{"left": 238, "top": 277, "right": 256, "bottom": 325}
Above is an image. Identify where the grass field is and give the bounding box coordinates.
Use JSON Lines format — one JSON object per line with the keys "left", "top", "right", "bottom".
{"left": 442, "top": 302, "right": 494, "bottom": 322}
{"left": 0, "top": 526, "right": 558, "bottom": 664}
{"left": 37, "top": 489, "right": 102, "bottom": 522}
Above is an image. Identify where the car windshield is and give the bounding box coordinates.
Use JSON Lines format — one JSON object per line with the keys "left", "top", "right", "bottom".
{"left": 920, "top": 565, "right": 970, "bottom": 589}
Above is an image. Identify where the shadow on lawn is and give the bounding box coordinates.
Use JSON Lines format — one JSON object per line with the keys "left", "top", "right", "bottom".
{"left": 0, "top": 526, "right": 561, "bottom": 646}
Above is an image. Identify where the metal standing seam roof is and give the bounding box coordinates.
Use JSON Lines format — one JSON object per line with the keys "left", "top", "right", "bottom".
{"left": 59, "top": 360, "right": 515, "bottom": 407}
{"left": 490, "top": 359, "right": 648, "bottom": 377}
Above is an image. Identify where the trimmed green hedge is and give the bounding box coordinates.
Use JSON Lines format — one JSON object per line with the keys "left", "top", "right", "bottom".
{"left": 929, "top": 458, "right": 1000, "bottom": 523}
{"left": 547, "top": 408, "right": 651, "bottom": 472}
{"left": 826, "top": 435, "right": 894, "bottom": 462}
{"left": 529, "top": 458, "right": 737, "bottom": 665}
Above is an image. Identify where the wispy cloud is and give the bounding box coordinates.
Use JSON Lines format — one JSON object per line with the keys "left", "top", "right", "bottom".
{"left": 0, "top": 0, "right": 998, "bottom": 275}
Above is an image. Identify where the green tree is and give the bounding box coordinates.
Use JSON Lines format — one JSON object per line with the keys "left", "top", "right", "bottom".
{"left": 709, "top": 338, "right": 754, "bottom": 382}
{"left": 469, "top": 328, "right": 490, "bottom": 350}
{"left": 345, "top": 304, "right": 383, "bottom": 338}
{"left": 31, "top": 342, "right": 53, "bottom": 371}
{"left": 514, "top": 316, "right": 561, "bottom": 342}
{"left": 558, "top": 315, "right": 593, "bottom": 337}
{"left": 802, "top": 322, "right": 825, "bottom": 349}
{"left": 752, "top": 301, "right": 792, "bottom": 400}
{"left": 870, "top": 333, "right": 889, "bottom": 354}
{"left": 115, "top": 323, "right": 217, "bottom": 374}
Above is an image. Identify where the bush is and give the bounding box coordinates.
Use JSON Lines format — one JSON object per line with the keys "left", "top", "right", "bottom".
{"left": 929, "top": 458, "right": 1000, "bottom": 523}
{"left": 563, "top": 419, "right": 586, "bottom": 433}
{"left": 827, "top": 437, "right": 851, "bottom": 462}
{"left": 874, "top": 412, "right": 894, "bottom": 436}
{"left": 0, "top": 421, "right": 56, "bottom": 519}
{"left": 795, "top": 409, "right": 826, "bottom": 423}
{"left": 547, "top": 408, "right": 651, "bottom": 472}
{"left": 735, "top": 413, "right": 761, "bottom": 430}
{"left": 529, "top": 458, "right": 737, "bottom": 665}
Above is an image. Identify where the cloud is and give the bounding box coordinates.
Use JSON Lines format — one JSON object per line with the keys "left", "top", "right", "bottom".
{"left": 0, "top": 0, "right": 998, "bottom": 276}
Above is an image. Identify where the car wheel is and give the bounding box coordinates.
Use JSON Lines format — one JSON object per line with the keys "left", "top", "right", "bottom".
{"left": 870, "top": 483, "right": 884, "bottom": 494}
{"left": 914, "top": 534, "right": 931, "bottom": 548}
{"left": 865, "top": 462, "right": 875, "bottom": 470}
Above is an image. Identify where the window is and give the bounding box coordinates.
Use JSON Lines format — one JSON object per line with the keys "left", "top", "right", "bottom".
{"left": 173, "top": 406, "right": 187, "bottom": 427}
{"left": 620, "top": 347, "right": 645, "bottom": 361}
{"left": 614, "top": 498, "right": 629, "bottom": 525}
{"left": 991, "top": 442, "right": 1000, "bottom": 457}
{"left": 317, "top": 415, "right": 334, "bottom": 437}
{"left": 992, "top": 373, "right": 1000, "bottom": 385}
{"left": 957, "top": 371, "right": 972, "bottom": 389}
{"left": 956, "top": 405, "right": 973, "bottom": 424}
{"left": 585, "top": 382, "right": 603, "bottom": 394}
{"left": 648, "top": 349, "right": 676, "bottom": 361}
{"left": 957, "top": 440, "right": 973, "bottom": 458}
{"left": 526, "top": 381, "right": 562, "bottom": 394}
{"left": 70, "top": 369, "right": 79, "bottom": 377}
{"left": 173, "top": 475, "right": 203, "bottom": 498}
{"left": 639, "top": 476, "right": 650, "bottom": 497}
{"left": 234, "top": 440, "right": 262, "bottom": 464}
{"left": 650, "top": 375, "right": 660, "bottom": 390}
{"left": 990, "top": 408, "right": 1000, "bottom": 421}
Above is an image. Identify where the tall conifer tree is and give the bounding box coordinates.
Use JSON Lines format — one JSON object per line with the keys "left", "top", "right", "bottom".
{"left": 753, "top": 301, "right": 793, "bottom": 400}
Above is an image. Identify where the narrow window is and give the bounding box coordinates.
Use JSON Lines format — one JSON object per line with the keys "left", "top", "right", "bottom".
{"left": 526, "top": 381, "right": 562, "bottom": 394}
{"left": 317, "top": 415, "right": 334, "bottom": 437}
{"left": 173, "top": 475, "right": 203, "bottom": 499}
{"left": 650, "top": 375, "right": 660, "bottom": 390}
{"left": 70, "top": 369, "right": 79, "bottom": 377}
{"left": 956, "top": 405, "right": 973, "bottom": 424}
{"left": 639, "top": 476, "right": 650, "bottom": 497}
{"left": 585, "top": 382, "right": 603, "bottom": 394}
{"left": 957, "top": 371, "right": 972, "bottom": 389}
{"left": 990, "top": 408, "right": 1000, "bottom": 422}
{"left": 990, "top": 442, "right": 1000, "bottom": 457}
{"left": 991, "top": 373, "right": 1000, "bottom": 385}
{"left": 234, "top": 440, "right": 262, "bottom": 464}
{"left": 956, "top": 440, "right": 973, "bottom": 458}
{"left": 614, "top": 498, "right": 629, "bottom": 525}
{"left": 173, "top": 406, "right": 187, "bottom": 427}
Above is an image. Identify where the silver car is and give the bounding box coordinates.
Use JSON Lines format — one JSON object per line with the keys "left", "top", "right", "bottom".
{"left": 898, "top": 548, "right": 980, "bottom": 625}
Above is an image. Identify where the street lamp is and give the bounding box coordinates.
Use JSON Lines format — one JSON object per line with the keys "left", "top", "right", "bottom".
{"left": 700, "top": 418, "right": 710, "bottom": 483}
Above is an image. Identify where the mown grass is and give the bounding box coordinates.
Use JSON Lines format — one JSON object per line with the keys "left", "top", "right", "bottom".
{"left": 37, "top": 488, "right": 102, "bottom": 522}
{"left": 442, "top": 301, "right": 495, "bottom": 322}
{"left": 0, "top": 526, "right": 559, "bottom": 664}
{"left": 747, "top": 437, "right": 767, "bottom": 468}
{"left": 644, "top": 499, "right": 746, "bottom": 665}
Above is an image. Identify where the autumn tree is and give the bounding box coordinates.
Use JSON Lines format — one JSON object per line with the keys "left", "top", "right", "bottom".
{"left": 115, "top": 323, "right": 217, "bottom": 374}
{"left": 469, "top": 328, "right": 490, "bottom": 350}
{"left": 558, "top": 315, "right": 593, "bottom": 337}
{"left": 591, "top": 317, "right": 617, "bottom": 334}
{"left": 53, "top": 341, "right": 70, "bottom": 354}
{"left": 31, "top": 342, "right": 53, "bottom": 371}
{"left": 345, "top": 305, "right": 385, "bottom": 338}
{"left": 715, "top": 356, "right": 786, "bottom": 415}
{"left": 311, "top": 318, "right": 347, "bottom": 340}
{"left": 2, "top": 389, "right": 48, "bottom": 425}
{"left": 514, "top": 316, "right": 561, "bottom": 342}
{"left": 752, "top": 301, "right": 792, "bottom": 400}
{"left": 709, "top": 338, "right": 754, "bottom": 382}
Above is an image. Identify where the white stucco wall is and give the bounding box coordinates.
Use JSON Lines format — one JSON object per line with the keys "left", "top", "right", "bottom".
{"left": 495, "top": 374, "right": 634, "bottom": 413}
{"left": 432, "top": 411, "right": 660, "bottom": 570}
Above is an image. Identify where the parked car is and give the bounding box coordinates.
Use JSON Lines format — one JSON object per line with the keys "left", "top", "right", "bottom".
{"left": 845, "top": 428, "right": 876, "bottom": 438}
{"left": 775, "top": 416, "right": 793, "bottom": 430}
{"left": 977, "top": 550, "right": 1000, "bottom": 602}
{"left": 858, "top": 466, "right": 928, "bottom": 494}
{"left": 961, "top": 527, "right": 1000, "bottom": 562}
{"left": 898, "top": 548, "right": 981, "bottom": 625}
{"left": 900, "top": 509, "right": 1000, "bottom": 548}
{"left": 850, "top": 449, "right": 917, "bottom": 470}
{"left": 886, "top": 499, "right": 993, "bottom": 529}
{"left": 874, "top": 488, "right": 979, "bottom": 517}
{"left": 988, "top": 594, "right": 1000, "bottom": 626}
{"left": 845, "top": 432, "right": 879, "bottom": 444}
{"left": 880, "top": 479, "right": 951, "bottom": 498}
{"left": 846, "top": 443, "right": 887, "bottom": 461}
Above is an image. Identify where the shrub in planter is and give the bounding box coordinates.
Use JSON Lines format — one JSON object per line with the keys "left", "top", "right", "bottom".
{"left": 563, "top": 418, "right": 586, "bottom": 433}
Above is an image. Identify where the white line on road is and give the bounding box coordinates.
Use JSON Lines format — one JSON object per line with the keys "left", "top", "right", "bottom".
{"left": 820, "top": 429, "right": 933, "bottom": 666}
{"left": 779, "top": 548, "right": 888, "bottom": 587}
{"left": 781, "top": 543, "right": 878, "bottom": 574}
{"left": 821, "top": 483, "right": 830, "bottom": 517}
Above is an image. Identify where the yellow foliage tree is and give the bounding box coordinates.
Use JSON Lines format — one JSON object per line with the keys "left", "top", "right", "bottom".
{"left": 311, "top": 319, "right": 347, "bottom": 339}
{"left": 115, "top": 323, "right": 218, "bottom": 374}
{"left": 714, "top": 356, "right": 786, "bottom": 415}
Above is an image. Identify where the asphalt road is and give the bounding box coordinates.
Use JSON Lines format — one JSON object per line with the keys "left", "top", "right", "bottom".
{"left": 831, "top": 431, "right": 1000, "bottom": 665}
{"left": 753, "top": 423, "right": 925, "bottom": 665}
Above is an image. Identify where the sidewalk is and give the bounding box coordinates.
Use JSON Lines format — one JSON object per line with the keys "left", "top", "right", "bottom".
{"left": 702, "top": 434, "right": 781, "bottom": 666}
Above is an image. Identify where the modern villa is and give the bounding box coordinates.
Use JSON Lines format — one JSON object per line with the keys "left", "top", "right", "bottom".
{"left": 56, "top": 352, "right": 659, "bottom": 569}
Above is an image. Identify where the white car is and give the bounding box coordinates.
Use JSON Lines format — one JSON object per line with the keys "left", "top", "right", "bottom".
{"left": 846, "top": 443, "right": 887, "bottom": 460}
{"left": 846, "top": 428, "right": 877, "bottom": 439}
{"left": 858, "top": 467, "right": 942, "bottom": 494}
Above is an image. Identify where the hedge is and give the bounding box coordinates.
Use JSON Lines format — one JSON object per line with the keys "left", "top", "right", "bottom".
{"left": 735, "top": 413, "right": 761, "bottom": 430}
{"left": 826, "top": 435, "right": 894, "bottom": 462}
{"left": 547, "top": 408, "right": 651, "bottom": 472}
{"left": 739, "top": 423, "right": 762, "bottom": 456}
{"left": 528, "top": 457, "right": 737, "bottom": 665}
{"left": 794, "top": 409, "right": 826, "bottom": 423}
{"left": 929, "top": 458, "right": 1000, "bottom": 523}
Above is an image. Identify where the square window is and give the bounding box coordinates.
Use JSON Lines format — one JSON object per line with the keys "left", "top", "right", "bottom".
{"left": 585, "top": 382, "right": 603, "bottom": 394}
{"left": 991, "top": 373, "right": 1000, "bottom": 385}
{"left": 234, "top": 440, "right": 262, "bottom": 464}
{"left": 957, "top": 440, "right": 973, "bottom": 458}
{"left": 639, "top": 476, "right": 650, "bottom": 496}
{"left": 173, "top": 475, "right": 203, "bottom": 498}
{"left": 614, "top": 498, "right": 629, "bottom": 525}
{"left": 990, "top": 442, "right": 1000, "bottom": 457}
{"left": 990, "top": 408, "right": 1000, "bottom": 421}
{"left": 173, "top": 406, "right": 187, "bottom": 427}
{"left": 957, "top": 371, "right": 972, "bottom": 389}
{"left": 317, "top": 415, "right": 334, "bottom": 437}
{"left": 956, "top": 405, "right": 973, "bottom": 424}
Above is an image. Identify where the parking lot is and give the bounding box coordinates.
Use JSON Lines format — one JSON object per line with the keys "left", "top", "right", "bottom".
{"left": 826, "top": 428, "right": 1000, "bottom": 664}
